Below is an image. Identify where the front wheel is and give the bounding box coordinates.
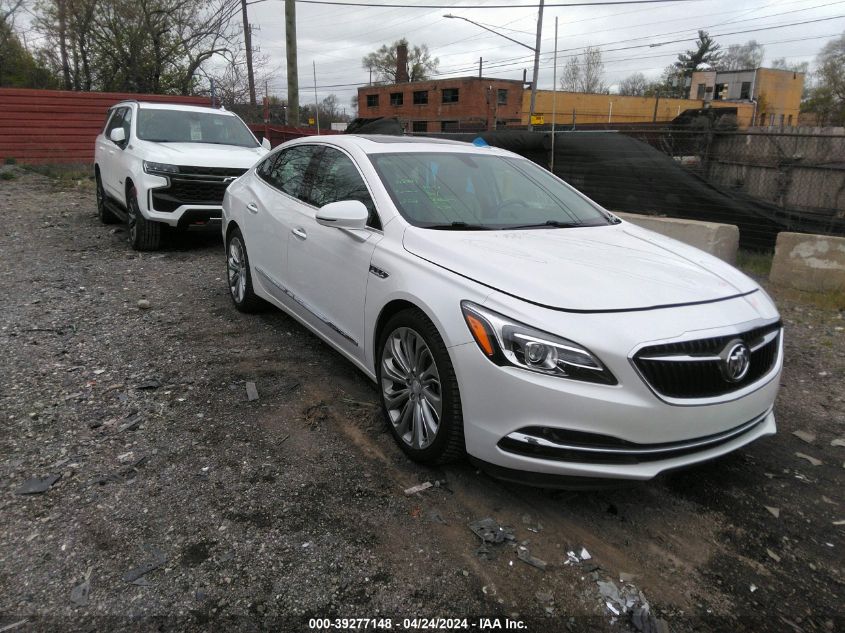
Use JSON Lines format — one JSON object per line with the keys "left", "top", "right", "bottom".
{"left": 377, "top": 308, "right": 465, "bottom": 464}
{"left": 226, "top": 228, "right": 264, "bottom": 313}
{"left": 127, "top": 186, "right": 162, "bottom": 251}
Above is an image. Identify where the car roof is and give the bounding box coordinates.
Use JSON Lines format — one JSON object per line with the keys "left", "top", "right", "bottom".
{"left": 290, "top": 134, "right": 517, "bottom": 157}
{"left": 112, "top": 101, "right": 236, "bottom": 116}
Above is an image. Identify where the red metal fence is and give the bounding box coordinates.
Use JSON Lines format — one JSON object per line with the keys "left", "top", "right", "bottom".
{"left": 249, "top": 124, "right": 339, "bottom": 146}
{"left": 0, "top": 88, "right": 208, "bottom": 165}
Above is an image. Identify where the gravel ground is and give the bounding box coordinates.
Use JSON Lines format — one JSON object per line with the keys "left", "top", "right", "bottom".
{"left": 1, "top": 169, "right": 843, "bottom": 633}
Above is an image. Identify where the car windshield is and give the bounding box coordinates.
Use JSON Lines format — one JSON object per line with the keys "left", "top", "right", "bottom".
{"left": 368, "top": 151, "right": 613, "bottom": 229}
{"left": 136, "top": 109, "right": 258, "bottom": 148}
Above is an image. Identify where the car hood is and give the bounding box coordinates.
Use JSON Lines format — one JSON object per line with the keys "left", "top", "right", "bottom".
{"left": 137, "top": 141, "right": 267, "bottom": 168}
{"left": 402, "top": 223, "right": 758, "bottom": 312}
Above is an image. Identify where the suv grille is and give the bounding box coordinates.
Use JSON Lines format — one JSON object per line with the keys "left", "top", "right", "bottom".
{"left": 632, "top": 321, "right": 781, "bottom": 400}
{"left": 150, "top": 166, "right": 247, "bottom": 212}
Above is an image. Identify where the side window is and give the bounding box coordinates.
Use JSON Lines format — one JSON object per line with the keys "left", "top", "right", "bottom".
{"left": 256, "top": 152, "right": 280, "bottom": 182}
{"left": 105, "top": 108, "right": 125, "bottom": 139}
{"left": 258, "top": 145, "right": 317, "bottom": 202}
{"left": 308, "top": 147, "right": 380, "bottom": 230}
{"left": 122, "top": 107, "right": 133, "bottom": 139}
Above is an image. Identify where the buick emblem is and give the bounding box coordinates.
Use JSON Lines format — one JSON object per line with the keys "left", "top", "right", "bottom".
{"left": 720, "top": 340, "right": 751, "bottom": 383}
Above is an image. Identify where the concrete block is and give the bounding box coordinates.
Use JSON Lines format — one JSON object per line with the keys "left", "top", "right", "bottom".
{"left": 615, "top": 212, "right": 739, "bottom": 264}
{"left": 770, "top": 232, "right": 845, "bottom": 292}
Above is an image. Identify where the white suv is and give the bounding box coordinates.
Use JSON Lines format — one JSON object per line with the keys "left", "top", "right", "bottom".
{"left": 94, "top": 101, "right": 270, "bottom": 250}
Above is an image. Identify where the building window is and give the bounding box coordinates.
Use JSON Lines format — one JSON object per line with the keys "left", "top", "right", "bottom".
{"left": 497, "top": 89, "right": 508, "bottom": 105}
{"left": 714, "top": 84, "right": 726, "bottom": 100}
{"left": 441, "top": 120, "right": 459, "bottom": 132}
{"left": 696, "top": 83, "right": 705, "bottom": 99}
{"left": 390, "top": 92, "right": 403, "bottom": 106}
{"left": 413, "top": 90, "right": 428, "bottom": 105}
{"left": 412, "top": 121, "right": 428, "bottom": 133}
{"left": 787, "top": 114, "right": 793, "bottom": 126}
{"left": 740, "top": 81, "right": 751, "bottom": 100}
{"left": 366, "top": 94, "right": 379, "bottom": 107}
{"left": 442, "top": 88, "right": 459, "bottom": 104}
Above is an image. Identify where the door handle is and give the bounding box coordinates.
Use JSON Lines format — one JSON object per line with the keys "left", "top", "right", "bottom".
{"left": 246, "top": 202, "right": 259, "bottom": 214}
{"left": 291, "top": 227, "right": 307, "bottom": 240}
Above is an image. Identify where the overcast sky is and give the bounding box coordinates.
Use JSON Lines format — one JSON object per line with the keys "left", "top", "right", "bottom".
{"left": 242, "top": 0, "right": 845, "bottom": 109}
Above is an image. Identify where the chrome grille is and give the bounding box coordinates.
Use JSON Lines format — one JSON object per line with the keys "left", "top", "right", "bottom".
{"left": 632, "top": 321, "right": 781, "bottom": 400}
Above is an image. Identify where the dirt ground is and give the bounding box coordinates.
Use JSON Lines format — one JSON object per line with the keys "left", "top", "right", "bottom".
{"left": 1, "top": 169, "right": 843, "bottom": 633}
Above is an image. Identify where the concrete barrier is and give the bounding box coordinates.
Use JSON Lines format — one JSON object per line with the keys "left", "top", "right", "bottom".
{"left": 770, "top": 232, "right": 845, "bottom": 292}
{"left": 614, "top": 212, "right": 740, "bottom": 264}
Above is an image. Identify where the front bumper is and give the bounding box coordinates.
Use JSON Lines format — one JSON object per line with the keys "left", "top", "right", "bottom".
{"left": 449, "top": 296, "right": 782, "bottom": 482}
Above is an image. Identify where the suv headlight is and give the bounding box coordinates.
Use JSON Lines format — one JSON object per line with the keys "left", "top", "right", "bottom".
{"left": 143, "top": 161, "right": 179, "bottom": 175}
{"left": 460, "top": 301, "right": 617, "bottom": 385}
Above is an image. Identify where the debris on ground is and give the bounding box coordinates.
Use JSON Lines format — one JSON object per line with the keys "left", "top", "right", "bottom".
{"left": 118, "top": 414, "right": 141, "bottom": 433}
{"left": 831, "top": 438, "right": 845, "bottom": 448}
{"left": 14, "top": 474, "right": 61, "bottom": 495}
{"left": 516, "top": 545, "right": 547, "bottom": 571}
{"left": 580, "top": 547, "right": 592, "bottom": 560}
{"left": 122, "top": 548, "right": 167, "bottom": 583}
{"left": 246, "top": 381, "right": 259, "bottom": 401}
{"left": 766, "top": 549, "right": 781, "bottom": 563}
{"left": 750, "top": 584, "right": 758, "bottom": 593}
{"left": 597, "top": 578, "right": 667, "bottom": 632}
{"left": 535, "top": 590, "right": 553, "bottom": 604}
{"left": 792, "top": 430, "right": 816, "bottom": 444}
{"left": 521, "top": 513, "right": 543, "bottom": 533}
{"left": 427, "top": 510, "right": 448, "bottom": 525}
{"left": 404, "top": 482, "right": 433, "bottom": 495}
{"left": 137, "top": 299, "right": 151, "bottom": 310}
{"left": 765, "top": 506, "right": 781, "bottom": 519}
{"left": 134, "top": 378, "right": 161, "bottom": 390}
{"left": 69, "top": 567, "right": 93, "bottom": 606}
{"left": 795, "top": 452, "right": 823, "bottom": 466}
{"left": 833, "top": 520, "right": 845, "bottom": 526}
{"left": 469, "top": 517, "right": 515, "bottom": 544}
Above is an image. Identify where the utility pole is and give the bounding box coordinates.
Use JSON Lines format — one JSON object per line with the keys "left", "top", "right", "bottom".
{"left": 528, "top": 0, "right": 544, "bottom": 131}
{"left": 241, "top": 0, "right": 256, "bottom": 106}
{"left": 313, "top": 61, "right": 320, "bottom": 135}
{"left": 478, "top": 57, "right": 482, "bottom": 79}
{"left": 550, "top": 16, "right": 558, "bottom": 172}
{"left": 285, "top": 0, "right": 300, "bottom": 128}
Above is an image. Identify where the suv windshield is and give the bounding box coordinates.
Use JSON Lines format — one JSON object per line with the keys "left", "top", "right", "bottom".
{"left": 369, "top": 152, "right": 613, "bottom": 229}
{"left": 136, "top": 109, "right": 258, "bottom": 148}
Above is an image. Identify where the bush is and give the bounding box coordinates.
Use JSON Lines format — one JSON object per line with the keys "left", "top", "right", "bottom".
{"left": 1, "top": 171, "right": 17, "bottom": 180}
{"left": 4, "top": 157, "right": 17, "bottom": 165}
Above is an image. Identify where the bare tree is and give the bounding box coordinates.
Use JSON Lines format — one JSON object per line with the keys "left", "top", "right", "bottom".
{"left": 361, "top": 38, "right": 438, "bottom": 84}
{"left": 558, "top": 46, "right": 606, "bottom": 94}
{"left": 617, "top": 72, "right": 648, "bottom": 96}
{"left": 719, "top": 40, "right": 764, "bottom": 71}
{"left": 804, "top": 33, "right": 845, "bottom": 126}
{"left": 770, "top": 57, "right": 809, "bottom": 74}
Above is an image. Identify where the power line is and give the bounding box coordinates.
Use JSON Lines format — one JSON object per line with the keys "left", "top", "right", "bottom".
{"left": 291, "top": 0, "right": 709, "bottom": 7}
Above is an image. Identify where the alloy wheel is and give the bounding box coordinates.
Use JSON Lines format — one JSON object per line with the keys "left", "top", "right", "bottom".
{"left": 227, "top": 237, "right": 247, "bottom": 304}
{"left": 380, "top": 327, "right": 442, "bottom": 450}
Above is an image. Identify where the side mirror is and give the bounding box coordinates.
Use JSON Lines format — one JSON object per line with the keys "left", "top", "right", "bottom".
{"left": 316, "top": 200, "right": 368, "bottom": 230}
{"left": 110, "top": 128, "right": 126, "bottom": 144}
{"left": 261, "top": 137, "right": 272, "bottom": 150}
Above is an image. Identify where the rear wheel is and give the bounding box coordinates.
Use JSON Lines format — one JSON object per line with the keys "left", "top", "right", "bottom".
{"left": 127, "top": 186, "right": 162, "bottom": 251}
{"left": 226, "top": 228, "right": 264, "bottom": 313}
{"left": 96, "top": 171, "right": 119, "bottom": 224}
{"left": 377, "top": 308, "right": 465, "bottom": 464}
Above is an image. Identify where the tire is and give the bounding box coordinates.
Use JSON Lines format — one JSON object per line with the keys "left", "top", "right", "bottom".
{"left": 376, "top": 308, "right": 465, "bottom": 464}
{"left": 95, "top": 171, "right": 119, "bottom": 224}
{"left": 225, "top": 228, "right": 264, "bottom": 313}
{"left": 127, "top": 185, "right": 162, "bottom": 251}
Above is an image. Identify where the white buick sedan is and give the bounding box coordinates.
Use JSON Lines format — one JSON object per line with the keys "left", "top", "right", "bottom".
{"left": 222, "top": 135, "right": 782, "bottom": 485}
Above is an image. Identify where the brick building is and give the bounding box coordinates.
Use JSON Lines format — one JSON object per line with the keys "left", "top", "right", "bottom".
{"left": 357, "top": 76, "right": 525, "bottom": 133}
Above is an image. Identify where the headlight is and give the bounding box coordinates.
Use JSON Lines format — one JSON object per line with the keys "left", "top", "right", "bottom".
{"left": 143, "top": 161, "right": 179, "bottom": 175}
{"left": 460, "top": 301, "right": 617, "bottom": 385}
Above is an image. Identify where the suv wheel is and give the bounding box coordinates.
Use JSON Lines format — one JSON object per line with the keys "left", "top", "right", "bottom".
{"left": 96, "top": 171, "right": 119, "bottom": 224}
{"left": 377, "top": 308, "right": 465, "bottom": 464}
{"left": 226, "top": 228, "right": 264, "bottom": 313}
{"left": 127, "top": 186, "right": 162, "bottom": 251}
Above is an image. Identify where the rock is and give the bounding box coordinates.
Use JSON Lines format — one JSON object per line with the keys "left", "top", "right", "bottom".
{"left": 137, "top": 299, "right": 151, "bottom": 310}
{"left": 795, "top": 452, "right": 823, "bottom": 466}
{"left": 15, "top": 474, "right": 61, "bottom": 495}
{"left": 245, "top": 381, "right": 259, "bottom": 401}
{"left": 831, "top": 438, "right": 845, "bottom": 448}
{"left": 792, "top": 430, "right": 816, "bottom": 443}
{"left": 765, "top": 506, "right": 781, "bottom": 519}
